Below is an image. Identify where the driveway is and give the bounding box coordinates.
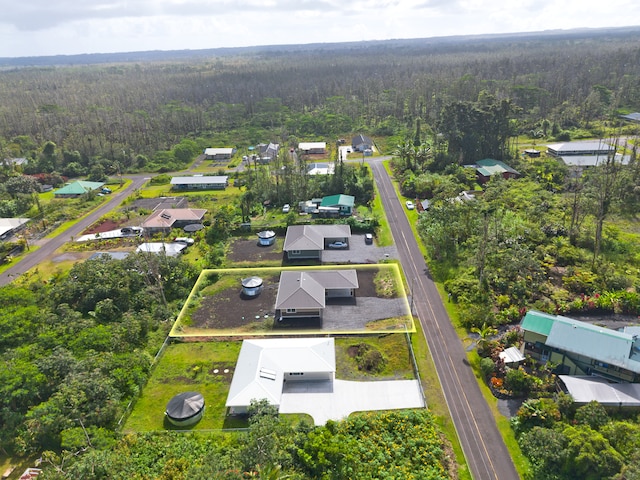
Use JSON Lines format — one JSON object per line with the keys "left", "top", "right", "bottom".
{"left": 322, "top": 234, "right": 398, "bottom": 264}
{"left": 322, "top": 297, "right": 409, "bottom": 331}
{"left": 279, "top": 379, "right": 425, "bottom": 425}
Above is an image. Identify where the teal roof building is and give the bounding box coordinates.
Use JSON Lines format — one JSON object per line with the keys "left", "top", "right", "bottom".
{"left": 54, "top": 180, "right": 104, "bottom": 197}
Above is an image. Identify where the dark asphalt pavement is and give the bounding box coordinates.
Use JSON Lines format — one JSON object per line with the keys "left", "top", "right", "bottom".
{"left": 369, "top": 158, "right": 519, "bottom": 480}
{"left": 0, "top": 175, "right": 149, "bottom": 287}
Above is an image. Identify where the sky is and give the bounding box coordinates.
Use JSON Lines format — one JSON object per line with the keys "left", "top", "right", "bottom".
{"left": 1, "top": 0, "right": 639, "bottom": 58}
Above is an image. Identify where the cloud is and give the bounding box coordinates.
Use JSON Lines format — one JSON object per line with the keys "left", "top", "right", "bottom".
{"left": 0, "top": 0, "right": 638, "bottom": 57}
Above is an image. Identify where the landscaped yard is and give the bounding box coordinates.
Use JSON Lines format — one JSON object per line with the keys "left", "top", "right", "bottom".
{"left": 124, "top": 341, "right": 244, "bottom": 432}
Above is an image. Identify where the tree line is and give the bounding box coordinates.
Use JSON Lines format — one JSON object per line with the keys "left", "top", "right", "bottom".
{"left": 1, "top": 28, "right": 639, "bottom": 172}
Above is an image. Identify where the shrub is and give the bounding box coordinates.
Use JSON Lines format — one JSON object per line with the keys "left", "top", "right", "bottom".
{"left": 352, "top": 343, "right": 386, "bottom": 373}
{"left": 575, "top": 401, "right": 609, "bottom": 430}
{"left": 504, "top": 367, "right": 534, "bottom": 396}
{"left": 480, "top": 357, "right": 495, "bottom": 379}
{"left": 149, "top": 173, "right": 172, "bottom": 185}
{"left": 562, "top": 268, "right": 598, "bottom": 294}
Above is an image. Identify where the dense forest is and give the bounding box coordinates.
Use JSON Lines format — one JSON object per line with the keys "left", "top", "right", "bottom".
{"left": 1, "top": 27, "right": 640, "bottom": 172}
{"left": 2, "top": 27, "right": 640, "bottom": 479}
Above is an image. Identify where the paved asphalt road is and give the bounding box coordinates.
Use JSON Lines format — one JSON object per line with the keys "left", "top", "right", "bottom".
{"left": 0, "top": 175, "right": 149, "bottom": 287}
{"left": 369, "top": 158, "right": 519, "bottom": 480}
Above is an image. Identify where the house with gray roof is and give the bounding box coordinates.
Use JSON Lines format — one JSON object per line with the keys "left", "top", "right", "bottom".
{"left": 274, "top": 269, "right": 359, "bottom": 324}
{"left": 351, "top": 134, "right": 374, "bottom": 153}
{"left": 521, "top": 310, "right": 640, "bottom": 383}
{"left": 283, "top": 224, "right": 351, "bottom": 261}
{"left": 621, "top": 112, "right": 640, "bottom": 123}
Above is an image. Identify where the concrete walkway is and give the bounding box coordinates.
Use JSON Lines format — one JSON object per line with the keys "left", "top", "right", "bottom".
{"left": 279, "top": 379, "right": 425, "bottom": 425}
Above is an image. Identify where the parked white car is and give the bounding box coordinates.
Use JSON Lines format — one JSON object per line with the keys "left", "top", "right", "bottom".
{"left": 174, "top": 237, "right": 195, "bottom": 245}
{"left": 405, "top": 201, "right": 415, "bottom": 210}
{"left": 327, "top": 241, "right": 348, "bottom": 249}
{"left": 282, "top": 204, "right": 291, "bottom": 213}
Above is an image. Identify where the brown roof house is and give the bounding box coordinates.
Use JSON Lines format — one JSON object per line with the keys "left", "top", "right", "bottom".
{"left": 283, "top": 224, "right": 351, "bottom": 261}
{"left": 274, "top": 269, "right": 359, "bottom": 326}
{"left": 141, "top": 208, "right": 207, "bottom": 234}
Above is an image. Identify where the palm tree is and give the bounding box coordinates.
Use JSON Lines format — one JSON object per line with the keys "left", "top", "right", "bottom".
{"left": 471, "top": 322, "right": 498, "bottom": 354}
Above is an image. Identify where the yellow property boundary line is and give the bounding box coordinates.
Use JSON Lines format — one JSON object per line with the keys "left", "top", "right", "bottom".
{"left": 170, "top": 263, "right": 416, "bottom": 337}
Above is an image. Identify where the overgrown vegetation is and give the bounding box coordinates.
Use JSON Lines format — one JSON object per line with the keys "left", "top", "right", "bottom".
{"left": 1, "top": 27, "right": 640, "bottom": 479}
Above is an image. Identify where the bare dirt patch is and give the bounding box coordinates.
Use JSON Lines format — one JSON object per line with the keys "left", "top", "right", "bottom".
{"left": 227, "top": 237, "right": 283, "bottom": 264}
{"left": 83, "top": 219, "right": 122, "bottom": 234}
{"left": 190, "top": 280, "right": 279, "bottom": 330}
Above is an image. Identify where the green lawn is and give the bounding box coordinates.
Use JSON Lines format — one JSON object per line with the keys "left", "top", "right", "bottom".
{"left": 335, "top": 335, "right": 414, "bottom": 381}
{"left": 371, "top": 178, "right": 394, "bottom": 246}
{"left": 124, "top": 341, "right": 244, "bottom": 432}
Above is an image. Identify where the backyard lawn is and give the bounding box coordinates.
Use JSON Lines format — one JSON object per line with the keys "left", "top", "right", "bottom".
{"left": 124, "top": 341, "right": 244, "bottom": 432}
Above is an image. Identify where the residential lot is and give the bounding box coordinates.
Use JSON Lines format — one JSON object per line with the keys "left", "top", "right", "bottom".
{"left": 170, "top": 264, "right": 414, "bottom": 337}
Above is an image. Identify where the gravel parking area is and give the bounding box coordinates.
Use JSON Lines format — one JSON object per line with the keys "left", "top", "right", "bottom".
{"left": 322, "top": 234, "right": 398, "bottom": 264}
{"left": 322, "top": 297, "right": 409, "bottom": 331}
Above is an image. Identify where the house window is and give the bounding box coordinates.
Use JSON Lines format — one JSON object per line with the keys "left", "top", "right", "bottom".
{"left": 286, "top": 308, "right": 296, "bottom": 313}
{"left": 288, "top": 372, "right": 304, "bottom": 376}
{"left": 291, "top": 250, "right": 300, "bottom": 255}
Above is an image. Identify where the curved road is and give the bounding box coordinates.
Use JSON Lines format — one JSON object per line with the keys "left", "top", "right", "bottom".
{"left": 369, "top": 159, "right": 519, "bottom": 480}
{"left": 0, "top": 175, "right": 149, "bottom": 287}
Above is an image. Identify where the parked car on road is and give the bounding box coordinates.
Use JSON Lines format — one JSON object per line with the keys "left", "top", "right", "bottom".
{"left": 405, "top": 201, "right": 415, "bottom": 210}
{"left": 327, "top": 241, "right": 348, "bottom": 249}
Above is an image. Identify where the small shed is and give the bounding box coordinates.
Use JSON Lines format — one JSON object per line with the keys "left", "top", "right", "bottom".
{"left": 499, "top": 346, "right": 526, "bottom": 366}
{"left": 257, "top": 230, "right": 276, "bottom": 246}
{"left": 165, "top": 391, "right": 205, "bottom": 427}
{"left": 241, "top": 276, "right": 264, "bottom": 297}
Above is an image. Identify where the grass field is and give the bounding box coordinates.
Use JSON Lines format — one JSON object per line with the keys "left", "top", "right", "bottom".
{"left": 124, "top": 341, "right": 244, "bottom": 432}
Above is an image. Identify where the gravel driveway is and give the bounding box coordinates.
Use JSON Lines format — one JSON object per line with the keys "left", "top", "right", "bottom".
{"left": 322, "top": 296, "right": 410, "bottom": 331}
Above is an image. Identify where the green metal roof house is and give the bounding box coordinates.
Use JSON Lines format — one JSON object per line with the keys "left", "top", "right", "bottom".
{"left": 54, "top": 180, "right": 105, "bottom": 198}
{"left": 521, "top": 310, "right": 640, "bottom": 383}
{"left": 320, "top": 194, "right": 355, "bottom": 216}
{"left": 473, "top": 159, "right": 521, "bottom": 184}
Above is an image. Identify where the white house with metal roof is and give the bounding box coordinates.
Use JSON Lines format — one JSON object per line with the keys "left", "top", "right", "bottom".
{"left": 203, "top": 147, "right": 235, "bottom": 160}
{"left": 559, "top": 375, "right": 640, "bottom": 407}
{"left": 521, "top": 310, "right": 640, "bottom": 383}
{"left": 298, "top": 142, "right": 326, "bottom": 154}
{"left": 546, "top": 140, "right": 616, "bottom": 157}
{"left": 226, "top": 337, "right": 336, "bottom": 414}
{"left": 0, "top": 218, "right": 29, "bottom": 240}
{"left": 170, "top": 175, "right": 229, "bottom": 190}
